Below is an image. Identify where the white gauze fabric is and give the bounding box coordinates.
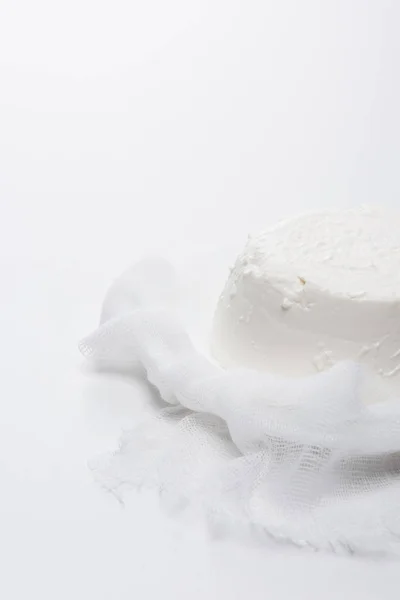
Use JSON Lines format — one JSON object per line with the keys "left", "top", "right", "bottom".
{"left": 80, "top": 258, "right": 400, "bottom": 556}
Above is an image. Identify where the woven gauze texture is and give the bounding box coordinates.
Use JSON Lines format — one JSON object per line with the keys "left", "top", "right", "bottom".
{"left": 80, "top": 258, "right": 400, "bottom": 555}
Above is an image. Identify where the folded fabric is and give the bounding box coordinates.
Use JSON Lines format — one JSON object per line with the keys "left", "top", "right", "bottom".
{"left": 80, "top": 258, "right": 400, "bottom": 556}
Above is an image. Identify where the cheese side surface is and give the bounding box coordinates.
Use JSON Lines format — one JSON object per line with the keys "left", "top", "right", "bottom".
{"left": 211, "top": 208, "right": 400, "bottom": 395}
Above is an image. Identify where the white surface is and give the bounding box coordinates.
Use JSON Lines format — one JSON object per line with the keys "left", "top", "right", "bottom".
{"left": 212, "top": 208, "right": 400, "bottom": 396}
{"left": 1, "top": 1, "right": 400, "bottom": 598}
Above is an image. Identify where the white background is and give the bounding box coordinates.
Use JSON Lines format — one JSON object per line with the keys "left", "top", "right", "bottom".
{"left": 1, "top": 1, "right": 400, "bottom": 598}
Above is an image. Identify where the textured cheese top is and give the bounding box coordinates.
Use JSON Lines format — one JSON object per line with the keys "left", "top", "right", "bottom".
{"left": 211, "top": 208, "right": 400, "bottom": 398}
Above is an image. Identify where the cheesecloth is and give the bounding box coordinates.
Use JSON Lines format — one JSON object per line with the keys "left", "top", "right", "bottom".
{"left": 80, "top": 258, "right": 400, "bottom": 556}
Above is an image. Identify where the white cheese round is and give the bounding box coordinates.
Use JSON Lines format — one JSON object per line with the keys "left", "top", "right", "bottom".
{"left": 211, "top": 208, "right": 400, "bottom": 396}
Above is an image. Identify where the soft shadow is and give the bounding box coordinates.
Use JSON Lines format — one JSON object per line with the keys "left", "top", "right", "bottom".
{"left": 80, "top": 359, "right": 167, "bottom": 431}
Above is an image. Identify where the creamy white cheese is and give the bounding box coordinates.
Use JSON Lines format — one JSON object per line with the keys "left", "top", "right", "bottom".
{"left": 211, "top": 208, "right": 400, "bottom": 396}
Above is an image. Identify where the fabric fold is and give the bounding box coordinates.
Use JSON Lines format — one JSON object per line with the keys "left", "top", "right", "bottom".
{"left": 80, "top": 258, "right": 400, "bottom": 556}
